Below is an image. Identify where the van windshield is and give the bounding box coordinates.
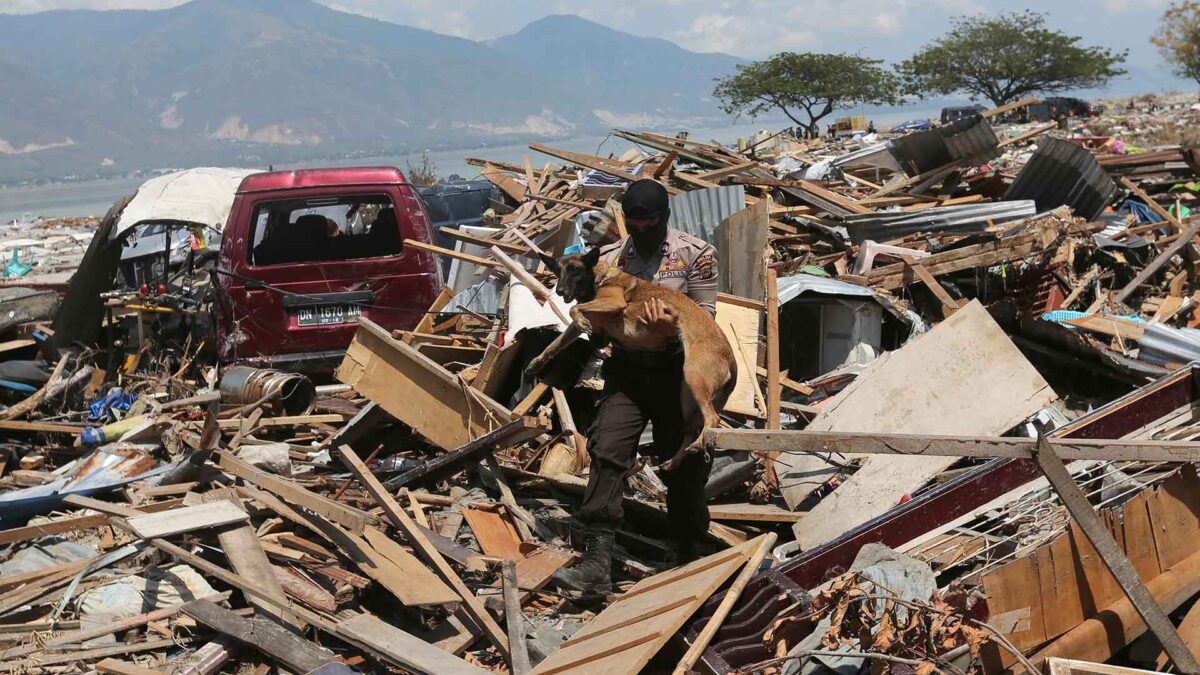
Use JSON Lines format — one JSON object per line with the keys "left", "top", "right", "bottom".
{"left": 248, "top": 194, "right": 403, "bottom": 266}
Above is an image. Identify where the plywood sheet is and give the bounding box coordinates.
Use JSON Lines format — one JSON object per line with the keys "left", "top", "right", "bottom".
{"left": 789, "top": 301, "right": 1057, "bottom": 548}
{"left": 716, "top": 298, "right": 762, "bottom": 417}
{"left": 530, "top": 536, "right": 765, "bottom": 675}
{"left": 127, "top": 501, "right": 247, "bottom": 539}
{"left": 462, "top": 507, "right": 523, "bottom": 561}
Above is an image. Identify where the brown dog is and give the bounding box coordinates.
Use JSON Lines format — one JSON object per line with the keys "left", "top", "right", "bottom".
{"left": 526, "top": 246, "right": 737, "bottom": 468}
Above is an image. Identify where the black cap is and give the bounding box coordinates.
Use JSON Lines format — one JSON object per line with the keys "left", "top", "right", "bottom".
{"left": 620, "top": 179, "right": 669, "bottom": 219}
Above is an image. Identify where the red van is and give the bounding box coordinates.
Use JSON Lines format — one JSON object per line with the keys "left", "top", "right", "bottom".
{"left": 216, "top": 167, "right": 441, "bottom": 372}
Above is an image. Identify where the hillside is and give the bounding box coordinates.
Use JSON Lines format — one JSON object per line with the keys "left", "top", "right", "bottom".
{"left": 0, "top": 0, "right": 742, "bottom": 183}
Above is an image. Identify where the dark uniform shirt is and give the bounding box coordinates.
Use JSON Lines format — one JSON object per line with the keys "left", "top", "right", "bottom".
{"left": 598, "top": 228, "right": 718, "bottom": 316}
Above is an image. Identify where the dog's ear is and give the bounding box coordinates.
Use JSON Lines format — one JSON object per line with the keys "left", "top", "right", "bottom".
{"left": 537, "top": 251, "right": 559, "bottom": 273}
{"left": 582, "top": 245, "right": 601, "bottom": 268}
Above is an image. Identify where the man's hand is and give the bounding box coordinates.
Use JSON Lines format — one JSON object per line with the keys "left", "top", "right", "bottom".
{"left": 579, "top": 207, "right": 620, "bottom": 246}
{"left": 638, "top": 298, "right": 678, "bottom": 337}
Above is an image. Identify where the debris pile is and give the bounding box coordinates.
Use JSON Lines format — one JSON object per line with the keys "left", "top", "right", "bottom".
{"left": 2, "top": 95, "right": 1200, "bottom": 674}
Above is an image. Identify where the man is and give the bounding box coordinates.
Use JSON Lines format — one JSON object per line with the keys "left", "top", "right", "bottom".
{"left": 553, "top": 179, "right": 718, "bottom": 596}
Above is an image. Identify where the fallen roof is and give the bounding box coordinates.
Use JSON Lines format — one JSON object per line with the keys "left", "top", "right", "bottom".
{"left": 112, "top": 167, "right": 259, "bottom": 240}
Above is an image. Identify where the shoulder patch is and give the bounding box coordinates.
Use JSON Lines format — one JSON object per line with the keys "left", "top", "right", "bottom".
{"left": 692, "top": 250, "right": 717, "bottom": 280}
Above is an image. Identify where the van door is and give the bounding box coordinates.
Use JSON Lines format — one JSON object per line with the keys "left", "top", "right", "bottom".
{"left": 217, "top": 187, "right": 439, "bottom": 371}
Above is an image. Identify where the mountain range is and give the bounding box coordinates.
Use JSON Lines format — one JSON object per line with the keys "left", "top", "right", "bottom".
{"left": 0, "top": 0, "right": 744, "bottom": 184}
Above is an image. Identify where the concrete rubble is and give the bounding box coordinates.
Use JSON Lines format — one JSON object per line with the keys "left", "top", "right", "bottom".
{"left": 2, "top": 94, "right": 1200, "bottom": 674}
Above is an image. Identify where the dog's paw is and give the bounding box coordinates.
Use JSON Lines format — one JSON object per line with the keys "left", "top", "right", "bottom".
{"left": 525, "top": 356, "right": 548, "bottom": 379}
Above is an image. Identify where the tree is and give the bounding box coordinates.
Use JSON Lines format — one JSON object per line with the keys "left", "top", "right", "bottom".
{"left": 899, "top": 12, "right": 1126, "bottom": 106}
{"left": 405, "top": 153, "right": 439, "bottom": 187}
{"left": 1151, "top": 1, "right": 1200, "bottom": 86}
{"left": 713, "top": 52, "right": 900, "bottom": 138}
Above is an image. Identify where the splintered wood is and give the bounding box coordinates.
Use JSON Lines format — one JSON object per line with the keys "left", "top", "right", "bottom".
{"left": 530, "top": 536, "right": 767, "bottom": 675}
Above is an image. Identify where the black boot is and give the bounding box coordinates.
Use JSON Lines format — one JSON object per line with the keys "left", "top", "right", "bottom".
{"left": 673, "top": 538, "right": 700, "bottom": 566}
{"left": 552, "top": 526, "right": 614, "bottom": 597}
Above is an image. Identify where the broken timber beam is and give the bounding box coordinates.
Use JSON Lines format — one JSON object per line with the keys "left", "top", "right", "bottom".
{"left": 387, "top": 417, "right": 547, "bottom": 489}
{"left": 337, "top": 444, "right": 512, "bottom": 664}
{"left": 181, "top": 599, "right": 335, "bottom": 674}
{"left": 337, "top": 317, "right": 514, "bottom": 451}
{"left": 1033, "top": 436, "right": 1200, "bottom": 674}
{"left": 1114, "top": 222, "right": 1200, "bottom": 305}
{"left": 704, "top": 428, "right": 1200, "bottom": 463}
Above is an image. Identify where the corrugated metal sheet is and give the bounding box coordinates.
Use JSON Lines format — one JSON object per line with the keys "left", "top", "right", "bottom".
{"left": 841, "top": 200, "right": 1038, "bottom": 244}
{"left": 667, "top": 185, "right": 746, "bottom": 244}
{"left": 831, "top": 143, "right": 902, "bottom": 172}
{"left": 777, "top": 273, "right": 877, "bottom": 305}
{"left": 1139, "top": 324, "right": 1200, "bottom": 366}
{"left": 888, "top": 115, "right": 1000, "bottom": 177}
{"left": 1003, "top": 137, "right": 1116, "bottom": 221}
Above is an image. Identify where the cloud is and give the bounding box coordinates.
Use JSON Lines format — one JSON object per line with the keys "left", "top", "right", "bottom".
{"left": 1, "top": 0, "right": 185, "bottom": 10}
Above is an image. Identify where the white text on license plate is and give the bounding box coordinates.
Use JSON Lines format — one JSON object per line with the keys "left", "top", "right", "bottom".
{"left": 296, "top": 304, "right": 362, "bottom": 326}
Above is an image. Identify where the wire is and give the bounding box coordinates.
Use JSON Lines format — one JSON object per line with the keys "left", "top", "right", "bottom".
{"left": 210, "top": 266, "right": 499, "bottom": 317}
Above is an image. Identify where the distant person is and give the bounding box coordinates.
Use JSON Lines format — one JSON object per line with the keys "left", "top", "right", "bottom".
{"left": 867, "top": 121, "right": 877, "bottom": 134}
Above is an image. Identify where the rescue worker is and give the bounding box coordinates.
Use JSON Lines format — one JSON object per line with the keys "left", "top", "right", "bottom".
{"left": 553, "top": 179, "right": 718, "bottom": 596}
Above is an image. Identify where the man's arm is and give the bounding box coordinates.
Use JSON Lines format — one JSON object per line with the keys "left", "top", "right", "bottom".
{"left": 686, "top": 245, "right": 718, "bottom": 317}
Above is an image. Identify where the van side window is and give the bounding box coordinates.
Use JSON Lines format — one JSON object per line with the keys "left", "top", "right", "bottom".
{"left": 248, "top": 195, "right": 403, "bottom": 266}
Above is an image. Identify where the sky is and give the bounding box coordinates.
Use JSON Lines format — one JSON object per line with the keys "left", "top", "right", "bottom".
{"left": 0, "top": 0, "right": 1193, "bottom": 91}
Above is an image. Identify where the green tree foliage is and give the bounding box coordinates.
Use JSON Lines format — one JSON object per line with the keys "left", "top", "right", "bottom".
{"left": 1151, "top": 1, "right": 1200, "bottom": 85}
{"left": 713, "top": 52, "right": 900, "bottom": 137}
{"left": 899, "top": 11, "right": 1127, "bottom": 106}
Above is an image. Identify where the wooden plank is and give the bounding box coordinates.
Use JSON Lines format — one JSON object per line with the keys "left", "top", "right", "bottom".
{"left": 0, "top": 419, "right": 81, "bottom": 434}
{"left": 1034, "top": 436, "right": 1200, "bottom": 673}
{"left": 337, "top": 445, "right": 511, "bottom": 662}
{"left": 439, "top": 226, "right": 529, "bottom": 255}
{"left": 715, "top": 199, "right": 769, "bottom": 300}
{"left": 182, "top": 599, "right": 333, "bottom": 673}
{"left": 463, "top": 507, "right": 523, "bottom": 561}
{"left": 126, "top": 501, "right": 247, "bottom": 538}
{"left": 95, "top": 658, "right": 168, "bottom": 675}
{"left": 0, "top": 595, "right": 228, "bottom": 661}
{"left": 336, "top": 613, "right": 491, "bottom": 675}
{"left": 274, "top": 566, "right": 337, "bottom": 613}
{"left": 217, "top": 450, "right": 376, "bottom": 532}
{"left": 0, "top": 513, "right": 108, "bottom": 545}
{"left": 215, "top": 414, "right": 342, "bottom": 430}
{"left": 1121, "top": 176, "right": 1185, "bottom": 233}
{"left": 716, "top": 299, "right": 762, "bottom": 417}
{"left": 528, "top": 143, "right": 641, "bottom": 182}
{"left": 360, "top": 526, "right": 459, "bottom": 605}
{"left": 903, "top": 255, "right": 964, "bottom": 315}
{"left": 1047, "top": 658, "right": 1161, "bottom": 675}
{"left": 866, "top": 227, "right": 1054, "bottom": 290}
{"left": 202, "top": 493, "right": 298, "bottom": 628}
{"left": 708, "top": 503, "right": 803, "bottom": 523}
{"left": 0, "top": 638, "right": 189, "bottom": 673}
{"left": 672, "top": 533, "right": 776, "bottom": 675}
{"left": 1156, "top": 597, "right": 1200, "bottom": 668}
{"left": 529, "top": 537, "right": 761, "bottom": 675}
{"left": 502, "top": 560, "right": 532, "bottom": 675}
{"left": 704, "top": 428, "right": 1200, "bottom": 463}
{"left": 1114, "top": 222, "right": 1200, "bottom": 305}
{"left": 1063, "top": 315, "right": 1146, "bottom": 341}
{"left": 983, "top": 96, "right": 1041, "bottom": 118}
{"left": 389, "top": 417, "right": 547, "bottom": 489}
{"left": 782, "top": 301, "right": 1056, "bottom": 549}
{"left": 336, "top": 318, "right": 513, "bottom": 451}
{"left": 481, "top": 163, "right": 528, "bottom": 202}
{"left": 406, "top": 238, "right": 505, "bottom": 270}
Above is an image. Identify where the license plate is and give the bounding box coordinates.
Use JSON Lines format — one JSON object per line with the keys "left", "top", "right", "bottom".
{"left": 295, "top": 304, "right": 362, "bottom": 327}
